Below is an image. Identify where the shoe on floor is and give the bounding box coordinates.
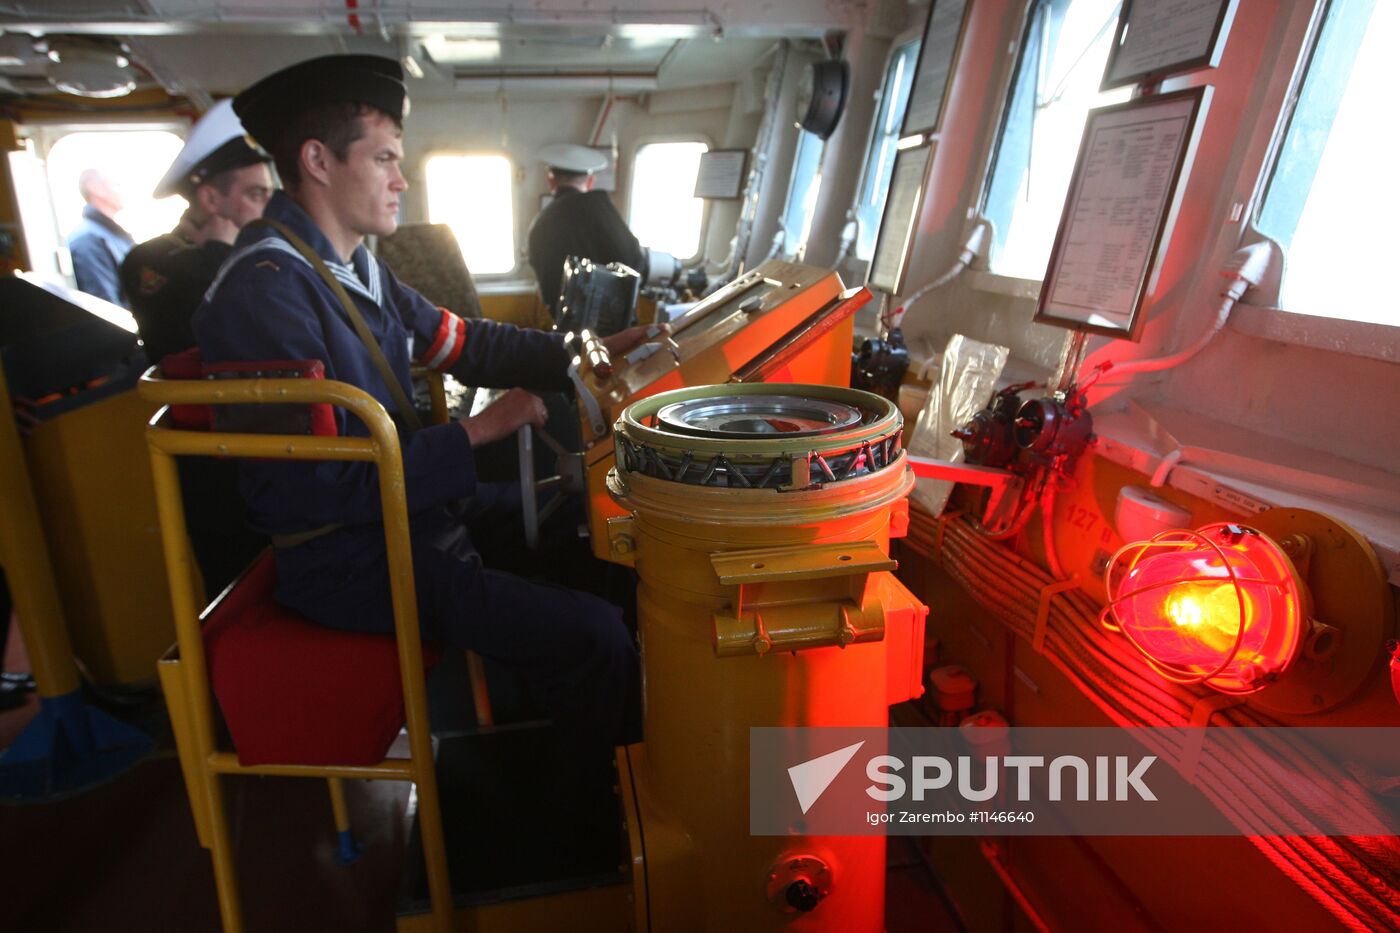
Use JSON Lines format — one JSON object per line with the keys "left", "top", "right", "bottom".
{"left": 0, "top": 678, "right": 29, "bottom": 712}
{"left": 0, "top": 672, "right": 36, "bottom": 692}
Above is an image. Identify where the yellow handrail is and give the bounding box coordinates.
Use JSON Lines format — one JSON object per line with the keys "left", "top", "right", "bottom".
{"left": 138, "top": 367, "right": 455, "bottom": 933}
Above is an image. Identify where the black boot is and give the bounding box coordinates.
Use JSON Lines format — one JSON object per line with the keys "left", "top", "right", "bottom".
{"left": 0, "top": 677, "right": 30, "bottom": 712}
{"left": 0, "top": 671, "right": 35, "bottom": 692}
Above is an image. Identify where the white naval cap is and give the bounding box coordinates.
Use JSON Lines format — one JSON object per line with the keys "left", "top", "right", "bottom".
{"left": 540, "top": 143, "right": 607, "bottom": 175}
{"left": 153, "top": 98, "right": 270, "bottom": 200}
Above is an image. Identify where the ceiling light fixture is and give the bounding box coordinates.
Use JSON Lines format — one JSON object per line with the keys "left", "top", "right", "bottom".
{"left": 44, "top": 40, "right": 135, "bottom": 98}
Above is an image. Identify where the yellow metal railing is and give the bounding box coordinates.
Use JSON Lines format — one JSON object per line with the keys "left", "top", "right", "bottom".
{"left": 139, "top": 368, "right": 454, "bottom": 933}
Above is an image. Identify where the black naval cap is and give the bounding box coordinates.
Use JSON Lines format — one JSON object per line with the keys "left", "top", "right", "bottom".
{"left": 233, "top": 54, "right": 409, "bottom": 150}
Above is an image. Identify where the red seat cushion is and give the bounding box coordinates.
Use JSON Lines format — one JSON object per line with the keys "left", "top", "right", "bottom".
{"left": 161, "top": 347, "right": 214, "bottom": 431}
{"left": 203, "top": 553, "right": 438, "bottom": 767}
{"left": 159, "top": 348, "right": 337, "bottom": 437}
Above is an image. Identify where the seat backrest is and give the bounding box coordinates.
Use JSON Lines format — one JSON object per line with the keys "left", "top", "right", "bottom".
{"left": 159, "top": 347, "right": 337, "bottom": 436}
{"left": 375, "top": 223, "right": 483, "bottom": 320}
{"left": 160, "top": 347, "right": 213, "bottom": 430}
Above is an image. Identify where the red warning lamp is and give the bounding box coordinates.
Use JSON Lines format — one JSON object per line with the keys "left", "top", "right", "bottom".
{"left": 1103, "top": 523, "right": 1309, "bottom": 694}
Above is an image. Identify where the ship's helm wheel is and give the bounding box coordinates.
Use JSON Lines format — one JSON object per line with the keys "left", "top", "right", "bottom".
{"left": 516, "top": 423, "right": 585, "bottom": 549}
{"left": 514, "top": 327, "right": 609, "bottom": 549}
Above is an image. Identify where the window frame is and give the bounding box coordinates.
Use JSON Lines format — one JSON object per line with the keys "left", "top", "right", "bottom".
{"left": 28, "top": 120, "right": 189, "bottom": 160}
{"left": 421, "top": 149, "right": 519, "bottom": 279}
{"left": 34, "top": 121, "right": 189, "bottom": 230}
{"left": 24, "top": 121, "right": 189, "bottom": 283}
{"left": 779, "top": 128, "right": 825, "bottom": 260}
{"left": 1229, "top": 0, "right": 1399, "bottom": 358}
{"left": 851, "top": 36, "right": 923, "bottom": 264}
{"left": 974, "top": 0, "right": 1132, "bottom": 287}
{"left": 627, "top": 134, "right": 713, "bottom": 265}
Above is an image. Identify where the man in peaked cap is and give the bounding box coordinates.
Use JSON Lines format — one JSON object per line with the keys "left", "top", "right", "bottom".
{"left": 194, "top": 55, "right": 644, "bottom": 760}
{"left": 121, "top": 98, "right": 273, "bottom": 362}
{"left": 527, "top": 142, "right": 644, "bottom": 316}
{"left": 121, "top": 99, "right": 274, "bottom": 600}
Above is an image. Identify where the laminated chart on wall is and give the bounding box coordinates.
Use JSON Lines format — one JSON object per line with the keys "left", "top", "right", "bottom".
{"left": 1035, "top": 88, "right": 1208, "bottom": 340}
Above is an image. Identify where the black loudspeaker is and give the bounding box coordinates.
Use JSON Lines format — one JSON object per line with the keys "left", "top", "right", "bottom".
{"left": 554, "top": 257, "right": 641, "bottom": 338}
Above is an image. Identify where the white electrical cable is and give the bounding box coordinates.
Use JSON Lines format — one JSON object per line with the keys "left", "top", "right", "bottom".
{"left": 905, "top": 509, "right": 1400, "bottom": 931}
{"left": 762, "top": 228, "right": 785, "bottom": 263}
{"left": 832, "top": 214, "right": 859, "bottom": 267}
{"left": 1099, "top": 242, "right": 1275, "bottom": 380}
{"left": 1105, "top": 290, "right": 1238, "bottom": 379}
{"left": 1149, "top": 448, "right": 1182, "bottom": 487}
{"left": 888, "top": 221, "right": 990, "bottom": 328}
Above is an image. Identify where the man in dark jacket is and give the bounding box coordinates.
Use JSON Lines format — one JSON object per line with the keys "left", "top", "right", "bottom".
{"left": 121, "top": 99, "right": 275, "bottom": 598}
{"left": 121, "top": 98, "right": 274, "bottom": 362}
{"left": 526, "top": 143, "right": 644, "bottom": 316}
{"left": 67, "top": 169, "right": 135, "bottom": 307}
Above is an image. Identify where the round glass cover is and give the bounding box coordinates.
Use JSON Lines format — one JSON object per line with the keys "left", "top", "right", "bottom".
{"left": 654, "top": 395, "right": 864, "bottom": 439}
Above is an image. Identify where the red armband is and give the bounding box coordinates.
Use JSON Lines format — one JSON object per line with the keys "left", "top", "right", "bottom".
{"left": 422, "top": 307, "right": 467, "bottom": 373}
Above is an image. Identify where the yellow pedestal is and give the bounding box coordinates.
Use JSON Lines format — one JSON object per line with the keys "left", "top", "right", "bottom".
{"left": 608, "top": 384, "right": 928, "bottom": 931}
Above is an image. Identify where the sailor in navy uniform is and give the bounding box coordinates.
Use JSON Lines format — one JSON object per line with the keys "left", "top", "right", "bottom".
{"left": 121, "top": 99, "right": 273, "bottom": 363}
{"left": 526, "top": 143, "right": 645, "bottom": 316}
{"left": 194, "top": 55, "right": 643, "bottom": 754}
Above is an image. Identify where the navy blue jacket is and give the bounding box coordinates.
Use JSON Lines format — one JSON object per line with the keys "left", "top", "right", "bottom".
{"left": 68, "top": 205, "right": 135, "bottom": 307}
{"left": 193, "top": 192, "right": 571, "bottom": 623}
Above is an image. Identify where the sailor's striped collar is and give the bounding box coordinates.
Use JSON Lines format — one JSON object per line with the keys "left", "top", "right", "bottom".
{"left": 205, "top": 192, "right": 384, "bottom": 307}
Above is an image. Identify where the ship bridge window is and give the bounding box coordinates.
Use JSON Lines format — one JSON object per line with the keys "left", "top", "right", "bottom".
{"left": 854, "top": 39, "right": 921, "bottom": 261}
{"left": 19, "top": 128, "right": 186, "bottom": 282}
{"left": 628, "top": 140, "right": 710, "bottom": 261}
{"left": 1253, "top": 0, "right": 1397, "bottom": 326}
{"left": 780, "top": 129, "right": 824, "bottom": 259}
{"left": 981, "top": 0, "right": 1130, "bottom": 279}
{"left": 424, "top": 153, "right": 516, "bottom": 276}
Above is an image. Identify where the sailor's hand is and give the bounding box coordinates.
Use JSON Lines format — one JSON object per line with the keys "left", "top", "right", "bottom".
{"left": 194, "top": 212, "right": 239, "bottom": 247}
{"left": 602, "top": 323, "right": 670, "bottom": 358}
{"left": 459, "top": 388, "right": 547, "bottom": 446}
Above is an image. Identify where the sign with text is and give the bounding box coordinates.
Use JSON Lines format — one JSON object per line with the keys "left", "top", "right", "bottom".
{"left": 1035, "top": 88, "right": 1209, "bottom": 340}
{"left": 1103, "top": 0, "right": 1238, "bottom": 90}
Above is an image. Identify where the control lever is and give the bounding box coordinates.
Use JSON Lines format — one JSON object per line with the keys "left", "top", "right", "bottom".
{"left": 517, "top": 424, "right": 585, "bottom": 550}
{"left": 562, "top": 327, "right": 608, "bottom": 436}
{"left": 581, "top": 330, "right": 613, "bottom": 379}
{"left": 567, "top": 359, "right": 607, "bottom": 437}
